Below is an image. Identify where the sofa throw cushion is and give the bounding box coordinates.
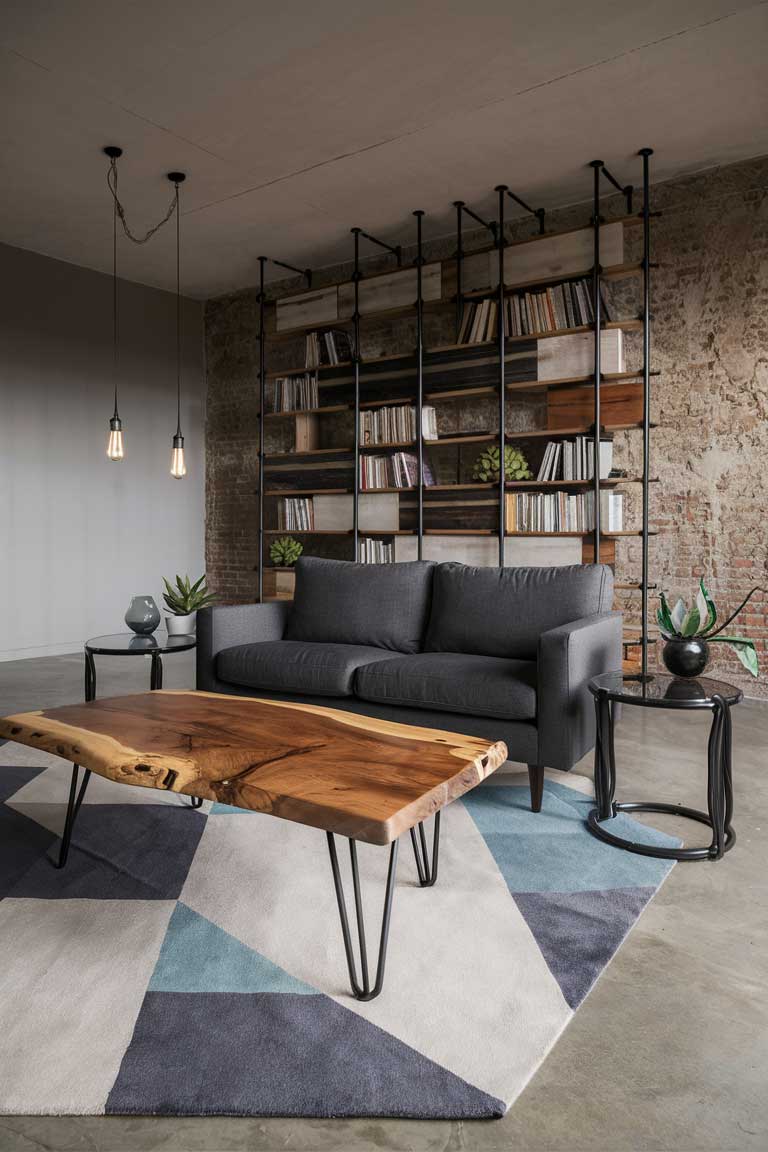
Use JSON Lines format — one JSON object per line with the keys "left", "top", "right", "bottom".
{"left": 424, "top": 562, "right": 613, "bottom": 660}
{"left": 284, "top": 556, "right": 435, "bottom": 653}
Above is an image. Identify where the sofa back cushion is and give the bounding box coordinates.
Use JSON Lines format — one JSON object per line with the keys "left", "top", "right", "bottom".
{"left": 424, "top": 563, "right": 613, "bottom": 659}
{"left": 285, "top": 556, "right": 435, "bottom": 653}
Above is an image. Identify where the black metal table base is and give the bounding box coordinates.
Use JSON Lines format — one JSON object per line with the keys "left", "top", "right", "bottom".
{"left": 589, "top": 690, "right": 736, "bottom": 861}
{"left": 327, "top": 814, "right": 441, "bottom": 1000}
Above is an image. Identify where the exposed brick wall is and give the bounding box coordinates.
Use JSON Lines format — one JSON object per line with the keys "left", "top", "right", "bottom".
{"left": 205, "top": 155, "right": 768, "bottom": 697}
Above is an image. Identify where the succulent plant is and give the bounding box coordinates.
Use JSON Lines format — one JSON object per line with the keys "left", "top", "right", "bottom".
{"left": 472, "top": 445, "right": 532, "bottom": 483}
{"left": 657, "top": 578, "right": 763, "bottom": 677}
{"left": 162, "top": 574, "right": 217, "bottom": 616}
{"left": 269, "top": 536, "right": 303, "bottom": 567}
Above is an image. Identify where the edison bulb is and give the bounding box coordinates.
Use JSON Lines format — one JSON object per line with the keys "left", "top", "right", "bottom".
{"left": 107, "top": 417, "right": 124, "bottom": 461}
{"left": 171, "top": 433, "right": 186, "bottom": 478}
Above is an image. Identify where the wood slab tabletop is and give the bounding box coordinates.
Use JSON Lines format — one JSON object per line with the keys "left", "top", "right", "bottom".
{"left": 0, "top": 690, "right": 507, "bottom": 844}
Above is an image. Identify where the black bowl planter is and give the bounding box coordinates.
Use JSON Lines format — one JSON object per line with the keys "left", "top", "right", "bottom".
{"left": 662, "top": 637, "right": 710, "bottom": 678}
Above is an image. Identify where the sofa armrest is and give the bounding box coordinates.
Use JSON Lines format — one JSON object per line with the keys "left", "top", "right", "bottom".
{"left": 537, "top": 611, "right": 623, "bottom": 770}
{"left": 196, "top": 602, "right": 291, "bottom": 692}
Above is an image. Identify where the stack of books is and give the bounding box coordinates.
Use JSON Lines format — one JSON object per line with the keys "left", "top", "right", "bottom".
{"left": 359, "top": 405, "right": 437, "bottom": 445}
{"left": 305, "top": 329, "right": 353, "bottom": 369}
{"left": 458, "top": 278, "right": 612, "bottom": 343}
{"left": 536, "top": 437, "right": 613, "bottom": 481}
{"left": 360, "top": 538, "right": 395, "bottom": 563}
{"left": 277, "top": 497, "right": 314, "bottom": 531}
{"left": 271, "top": 373, "right": 319, "bottom": 412}
{"left": 359, "top": 451, "right": 435, "bottom": 490}
{"left": 506, "top": 490, "right": 624, "bottom": 533}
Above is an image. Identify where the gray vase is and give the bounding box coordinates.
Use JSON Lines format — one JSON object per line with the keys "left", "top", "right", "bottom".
{"left": 125, "top": 595, "right": 161, "bottom": 635}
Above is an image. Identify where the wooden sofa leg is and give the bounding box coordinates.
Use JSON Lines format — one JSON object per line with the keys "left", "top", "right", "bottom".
{"left": 528, "top": 764, "right": 544, "bottom": 813}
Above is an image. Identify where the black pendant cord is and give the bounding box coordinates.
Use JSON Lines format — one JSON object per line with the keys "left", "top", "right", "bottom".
{"left": 112, "top": 160, "right": 119, "bottom": 422}
{"left": 495, "top": 186, "right": 507, "bottom": 567}
{"left": 639, "top": 148, "right": 653, "bottom": 679}
{"left": 106, "top": 157, "right": 179, "bottom": 245}
{"left": 454, "top": 202, "right": 464, "bottom": 342}
{"left": 175, "top": 179, "right": 182, "bottom": 439}
{"left": 414, "top": 210, "right": 425, "bottom": 560}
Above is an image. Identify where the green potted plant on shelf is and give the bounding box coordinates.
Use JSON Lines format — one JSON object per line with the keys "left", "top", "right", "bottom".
{"left": 657, "top": 579, "right": 762, "bottom": 679}
{"left": 472, "top": 445, "right": 532, "bottom": 482}
{"left": 162, "top": 574, "right": 217, "bottom": 636}
{"left": 269, "top": 536, "right": 303, "bottom": 567}
{"left": 266, "top": 537, "right": 303, "bottom": 599}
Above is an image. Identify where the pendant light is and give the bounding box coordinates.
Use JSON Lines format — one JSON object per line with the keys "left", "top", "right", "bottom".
{"left": 105, "top": 146, "right": 124, "bottom": 460}
{"left": 168, "top": 170, "right": 186, "bottom": 478}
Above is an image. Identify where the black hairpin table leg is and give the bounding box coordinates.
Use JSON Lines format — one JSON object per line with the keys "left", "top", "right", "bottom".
{"left": 410, "top": 811, "right": 440, "bottom": 887}
{"left": 57, "top": 763, "right": 92, "bottom": 869}
{"left": 327, "top": 833, "right": 399, "bottom": 1001}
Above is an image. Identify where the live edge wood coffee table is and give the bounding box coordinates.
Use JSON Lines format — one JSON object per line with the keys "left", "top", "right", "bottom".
{"left": 0, "top": 690, "right": 506, "bottom": 1000}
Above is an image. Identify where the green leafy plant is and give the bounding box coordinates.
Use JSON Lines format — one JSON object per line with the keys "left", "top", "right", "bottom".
{"left": 269, "top": 536, "right": 303, "bottom": 567}
{"left": 472, "top": 445, "right": 532, "bottom": 483}
{"left": 162, "top": 574, "right": 217, "bottom": 616}
{"left": 657, "top": 579, "right": 764, "bottom": 677}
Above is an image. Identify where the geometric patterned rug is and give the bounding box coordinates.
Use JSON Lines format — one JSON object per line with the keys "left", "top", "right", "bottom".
{"left": 0, "top": 740, "right": 679, "bottom": 1118}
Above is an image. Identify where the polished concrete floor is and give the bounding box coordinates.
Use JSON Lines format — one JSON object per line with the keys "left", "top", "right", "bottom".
{"left": 0, "top": 652, "right": 766, "bottom": 1152}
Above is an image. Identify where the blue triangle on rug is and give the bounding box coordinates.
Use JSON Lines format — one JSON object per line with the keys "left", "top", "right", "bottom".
{"left": 513, "top": 886, "right": 657, "bottom": 1010}
{"left": 106, "top": 990, "right": 506, "bottom": 1119}
{"left": 149, "top": 902, "right": 316, "bottom": 995}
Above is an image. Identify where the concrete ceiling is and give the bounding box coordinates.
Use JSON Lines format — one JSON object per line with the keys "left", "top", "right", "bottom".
{"left": 1, "top": 0, "right": 767, "bottom": 299}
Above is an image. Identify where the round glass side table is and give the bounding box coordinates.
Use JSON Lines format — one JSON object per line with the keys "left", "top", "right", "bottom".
{"left": 587, "top": 672, "right": 742, "bottom": 861}
{"left": 84, "top": 633, "right": 196, "bottom": 702}
{"left": 83, "top": 633, "right": 200, "bottom": 809}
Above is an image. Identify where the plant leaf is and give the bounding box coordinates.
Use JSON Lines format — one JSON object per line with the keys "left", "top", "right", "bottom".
{"left": 657, "top": 592, "right": 675, "bottom": 637}
{"left": 708, "top": 636, "right": 759, "bottom": 677}
{"left": 697, "top": 578, "right": 717, "bottom": 634}
{"left": 670, "top": 597, "right": 687, "bottom": 635}
{"left": 681, "top": 605, "right": 701, "bottom": 637}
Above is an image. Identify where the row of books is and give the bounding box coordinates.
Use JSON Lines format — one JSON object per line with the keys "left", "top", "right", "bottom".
{"left": 359, "top": 451, "right": 435, "bottom": 490}
{"left": 506, "top": 491, "right": 624, "bottom": 533}
{"left": 458, "top": 278, "right": 612, "bottom": 344}
{"left": 359, "top": 538, "right": 394, "bottom": 563}
{"left": 277, "top": 498, "right": 314, "bottom": 531}
{"left": 359, "top": 405, "right": 438, "bottom": 446}
{"left": 536, "top": 437, "right": 614, "bottom": 481}
{"left": 305, "top": 328, "right": 353, "bottom": 369}
{"left": 271, "top": 373, "right": 319, "bottom": 412}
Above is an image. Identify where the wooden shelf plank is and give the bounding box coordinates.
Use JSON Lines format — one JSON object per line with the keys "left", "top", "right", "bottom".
{"left": 505, "top": 422, "right": 651, "bottom": 440}
{"left": 264, "top": 404, "right": 350, "bottom": 419}
{"left": 264, "top": 488, "right": 352, "bottom": 497}
{"left": 461, "top": 261, "right": 643, "bottom": 300}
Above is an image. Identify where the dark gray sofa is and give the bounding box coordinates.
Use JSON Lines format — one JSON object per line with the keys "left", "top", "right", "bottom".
{"left": 196, "top": 557, "right": 622, "bottom": 811}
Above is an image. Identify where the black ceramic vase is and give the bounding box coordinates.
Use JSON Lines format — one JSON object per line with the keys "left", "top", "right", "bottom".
{"left": 662, "top": 637, "right": 709, "bottom": 678}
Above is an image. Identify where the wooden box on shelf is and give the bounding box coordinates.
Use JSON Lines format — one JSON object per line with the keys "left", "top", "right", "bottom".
{"left": 263, "top": 568, "right": 296, "bottom": 600}
{"left": 547, "top": 380, "right": 642, "bottom": 429}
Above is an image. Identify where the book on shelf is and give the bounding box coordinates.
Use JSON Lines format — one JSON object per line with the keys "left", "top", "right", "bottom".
{"left": 277, "top": 497, "right": 314, "bottom": 531}
{"left": 458, "top": 278, "right": 612, "bottom": 343}
{"left": 305, "top": 328, "right": 353, "bottom": 369}
{"left": 359, "top": 451, "right": 435, "bottom": 490}
{"left": 505, "top": 490, "right": 623, "bottom": 533}
{"left": 536, "top": 437, "right": 613, "bottom": 481}
{"left": 359, "top": 405, "right": 437, "bottom": 446}
{"left": 359, "top": 537, "right": 395, "bottom": 563}
{"left": 271, "top": 373, "right": 319, "bottom": 413}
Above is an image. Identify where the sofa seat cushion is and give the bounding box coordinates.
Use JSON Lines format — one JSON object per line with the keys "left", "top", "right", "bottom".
{"left": 355, "top": 652, "right": 537, "bottom": 721}
{"left": 216, "top": 641, "right": 403, "bottom": 698}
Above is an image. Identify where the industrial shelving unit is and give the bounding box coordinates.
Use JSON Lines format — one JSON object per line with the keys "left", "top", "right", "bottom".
{"left": 255, "top": 149, "right": 657, "bottom": 673}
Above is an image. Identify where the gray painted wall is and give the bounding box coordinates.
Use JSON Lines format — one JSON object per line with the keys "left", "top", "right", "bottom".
{"left": 0, "top": 242, "right": 205, "bottom": 661}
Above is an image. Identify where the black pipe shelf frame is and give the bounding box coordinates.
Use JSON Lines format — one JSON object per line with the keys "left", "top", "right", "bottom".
{"left": 254, "top": 156, "right": 656, "bottom": 673}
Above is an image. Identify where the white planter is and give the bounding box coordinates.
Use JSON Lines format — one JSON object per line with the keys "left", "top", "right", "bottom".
{"left": 166, "top": 612, "right": 196, "bottom": 636}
